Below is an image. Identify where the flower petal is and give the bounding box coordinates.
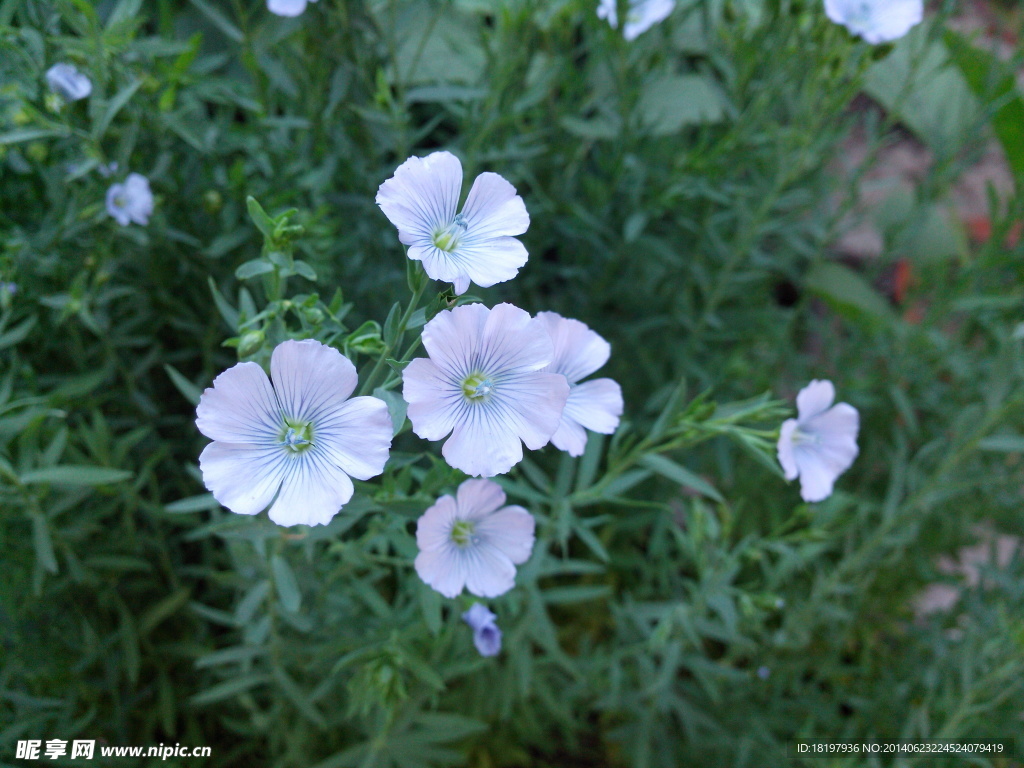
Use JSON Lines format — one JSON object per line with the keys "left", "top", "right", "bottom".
{"left": 266, "top": 453, "right": 354, "bottom": 526}
{"left": 268, "top": 0, "right": 308, "bottom": 16}
{"left": 777, "top": 419, "right": 800, "bottom": 481}
{"left": 475, "top": 506, "right": 535, "bottom": 565}
{"left": 46, "top": 63, "right": 92, "bottom": 101}
{"left": 376, "top": 151, "right": 463, "bottom": 243}
{"left": 537, "top": 312, "right": 611, "bottom": 384}
{"left": 462, "top": 602, "right": 497, "bottom": 631}
{"left": 416, "top": 493, "right": 459, "bottom": 553}
{"left": 450, "top": 237, "right": 529, "bottom": 290}
{"left": 199, "top": 442, "right": 286, "bottom": 516}
{"left": 805, "top": 403, "right": 860, "bottom": 475}
{"left": 270, "top": 339, "right": 357, "bottom": 424}
{"left": 481, "top": 303, "right": 555, "bottom": 374}
{"left": 472, "top": 623, "right": 502, "bottom": 656}
{"left": 460, "top": 172, "right": 530, "bottom": 240}
{"left": 415, "top": 546, "right": 467, "bottom": 598}
{"left": 418, "top": 303, "right": 491, "bottom": 376}
{"left": 795, "top": 379, "right": 835, "bottom": 422}
{"left": 407, "top": 243, "right": 485, "bottom": 293}
{"left": 549, "top": 416, "right": 588, "bottom": 457}
{"left": 563, "top": 378, "right": 622, "bottom": 434}
{"left": 794, "top": 447, "right": 838, "bottom": 503}
{"left": 106, "top": 184, "right": 131, "bottom": 226}
{"left": 403, "top": 358, "right": 462, "bottom": 440}
{"left": 315, "top": 395, "right": 393, "bottom": 480}
{"left": 622, "top": 0, "right": 676, "bottom": 40}
{"left": 494, "top": 370, "right": 570, "bottom": 450}
{"left": 443, "top": 415, "right": 524, "bottom": 477}
{"left": 464, "top": 544, "right": 517, "bottom": 598}
{"left": 860, "top": 0, "right": 922, "bottom": 44}
{"left": 123, "top": 173, "right": 154, "bottom": 225}
{"left": 823, "top": 0, "right": 847, "bottom": 24}
{"left": 456, "top": 478, "right": 507, "bottom": 518}
{"left": 196, "top": 361, "right": 281, "bottom": 444}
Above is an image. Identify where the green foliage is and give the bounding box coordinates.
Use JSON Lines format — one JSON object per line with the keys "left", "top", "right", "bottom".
{"left": 2, "top": 0, "right": 1024, "bottom": 766}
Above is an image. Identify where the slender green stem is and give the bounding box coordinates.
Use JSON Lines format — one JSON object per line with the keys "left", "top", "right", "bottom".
{"left": 357, "top": 279, "right": 427, "bottom": 396}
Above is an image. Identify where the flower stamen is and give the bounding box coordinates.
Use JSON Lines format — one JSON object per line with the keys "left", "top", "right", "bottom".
{"left": 432, "top": 213, "right": 468, "bottom": 252}
{"left": 450, "top": 519, "right": 476, "bottom": 547}
{"left": 281, "top": 420, "right": 314, "bottom": 452}
{"left": 461, "top": 373, "right": 495, "bottom": 401}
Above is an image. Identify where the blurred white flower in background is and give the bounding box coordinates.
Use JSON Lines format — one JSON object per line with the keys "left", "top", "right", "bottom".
{"left": 597, "top": 0, "right": 676, "bottom": 41}
{"left": 267, "top": 0, "right": 317, "bottom": 17}
{"left": 415, "top": 479, "right": 535, "bottom": 599}
{"left": 823, "top": 0, "right": 923, "bottom": 44}
{"left": 462, "top": 603, "right": 502, "bottom": 657}
{"left": 403, "top": 303, "right": 569, "bottom": 477}
{"left": 106, "top": 173, "right": 154, "bottom": 227}
{"left": 376, "top": 151, "right": 530, "bottom": 295}
{"left": 45, "top": 63, "right": 92, "bottom": 101}
{"left": 196, "top": 340, "right": 393, "bottom": 527}
{"left": 777, "top": 379, "right": 860, "bottom": 502}
{"left": 537, "top": 312, "right": 623, "bottom": 457}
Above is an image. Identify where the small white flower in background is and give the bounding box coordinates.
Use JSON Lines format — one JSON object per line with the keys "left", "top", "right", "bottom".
{"left": 597, "top": 0, "right": 676, "bottom": 41}
{"left": 98, "top": 161, "right": 119, "bottom": 178}
{"left": 415, "top": 478, "right": 535, "bottom": 599}
{"left": 462, "top": 603, "right": 502, "bottom": 657}
{"left": 777, "top": 379, "right": 859, "bottom": 503}
{"left": 376, "top": 151, "right": 530, "bottom": 296}
{"left": 106, "top": 173, "right": 154, "bottom": 227}
{"left": 45, "top": 63, "right": 92, "bottom": 102}
{"left": 267, "top": 0, "right": 317, "bottom": 16}
{"left": 537, "top": 312, "right": 623, "bottom": 457}
{"left": 196, "top": 339, "right": 393, "bottom": 527}
{"left": 823, "top": 0, "right": 923, "bottom": 44}
{"left": 402, "top": 303, "right": 569, "bottom": 477}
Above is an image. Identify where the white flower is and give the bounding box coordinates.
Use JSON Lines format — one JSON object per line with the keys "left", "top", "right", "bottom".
{"left": 462, "top": 603, "right": 502, "bottom": 657}
{"left": 268, "top": 0, "right": 317, "bottom": 16}
{"left": 823, "top": 0, "right": 923, "bottom": 44}
{"left": 597, "top": 0, "right": 676, "bottom": 41}
{"left": 45, "top": 63, "right": 92, "bottom": 101}
{"left": 415, "top": 479, "right": 535, "bottom": 599}
{"left": 196, "top": 339, "right": 393, "bottom": 527}
{"left": 537, "top": 312, "right": 623, "bottom": 457}
{"left": 376, "top": 151, "right": 530, "bottom": 296}
{"left": 777, "top": 379, "right": 859, "bottom": 503}
{"left": 403, "top": 303, "right": 569, "bottom": 477}
{"left": 106, "top": 173, "right": 154, "bottom": 227}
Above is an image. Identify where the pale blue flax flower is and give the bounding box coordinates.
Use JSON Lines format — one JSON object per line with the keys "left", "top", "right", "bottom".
{"left": 402, "top": 303, "right": 569, "bottom": 477}
{"left": 196, "top": 339, "right": 393, "bottom": 527}
{"left": 376, "top": 151, "right": 530, "bottom": 295}
{"left": 824, "top": 0, "right": 922, "bottom": 44}
{"left": 537, "top": 312, "right": 623, "bottom": 457}
{"left": 415, "top": 479, "right": 535, "bottom": 599}
{"left": 597, "top": 0, "right": 676, "bottom": 41}
{"left": 777, "top": 380, "right": 859, "bottom": 503}
{"left": 106, "top": 173, "right": 154, "bottom": 227}
{"left": 268, "top": 0, "right": 317, "bottom": 16}
{"left": 45, "top": 63, "right": 92, "bottom": 102}
{"left": 462, "top": 603, "right": 502, "bottom": 657}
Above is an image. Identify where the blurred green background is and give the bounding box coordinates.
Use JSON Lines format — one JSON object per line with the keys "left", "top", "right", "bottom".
{"left": 2, "top": 0, "right": 1024, "bottom": 766}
